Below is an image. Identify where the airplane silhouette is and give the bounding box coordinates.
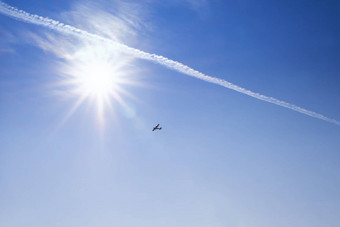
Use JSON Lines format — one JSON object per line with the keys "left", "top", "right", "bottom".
{"left": 152, "top": 124, "right": 162, "bottom": 131}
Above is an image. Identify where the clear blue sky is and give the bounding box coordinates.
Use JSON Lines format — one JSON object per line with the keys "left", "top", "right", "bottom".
{"left": 1, "top": 0, "right": 340, "bottom": 226}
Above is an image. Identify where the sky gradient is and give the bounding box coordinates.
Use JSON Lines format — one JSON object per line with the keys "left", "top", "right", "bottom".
{"left": 1, "top": 0, "right": 340, "bottom": 226}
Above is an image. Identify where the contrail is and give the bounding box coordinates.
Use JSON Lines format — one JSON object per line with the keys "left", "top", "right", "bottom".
{"left": 1, "top": 1, "right": 339, "bottom": 126}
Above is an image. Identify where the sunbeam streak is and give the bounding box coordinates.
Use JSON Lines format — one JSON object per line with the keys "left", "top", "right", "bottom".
{"left": 55, "top": 41, "right": 138, "bottom": 127}
{"left": 0, "top": 1, "right": 339, "bottom": 126}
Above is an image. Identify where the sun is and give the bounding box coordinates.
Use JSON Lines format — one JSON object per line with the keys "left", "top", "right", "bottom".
{"left": 57, "top": 42, "right": 138, "bottom": 127}
{"left": 76, "top": 61, "right": 118, "bottom": 99}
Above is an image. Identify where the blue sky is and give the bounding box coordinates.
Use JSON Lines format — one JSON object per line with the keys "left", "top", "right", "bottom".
{"left": 1, "top": 0, "right": 340, "bottom": 226}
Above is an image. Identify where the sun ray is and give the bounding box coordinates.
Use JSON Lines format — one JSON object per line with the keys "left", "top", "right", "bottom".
{"left": 53, "top": 41, "right": 141, "bottom": 128}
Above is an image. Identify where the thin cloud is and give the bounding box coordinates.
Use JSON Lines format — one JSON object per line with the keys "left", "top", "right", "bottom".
{"left": 185, "top": 0, "right": 209, "bottom": 10}
{"left": 0, "top": 1, "right": 339, "bottom": 126}
{"left": 0, "top": 46, "right": 14, "bottom": 54}
{"left": 0, "top": 29, "right": 17, "bottom": 54}
{"left": 60, "top": 0, "right": 150, "bottom": 44}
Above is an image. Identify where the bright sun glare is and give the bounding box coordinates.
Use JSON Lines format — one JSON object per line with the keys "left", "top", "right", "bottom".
{"left": 77, "top": 61, "right": 117, "bottom": 98}
{"left": 59, "top": 42, "right": 138, "bottom": 126}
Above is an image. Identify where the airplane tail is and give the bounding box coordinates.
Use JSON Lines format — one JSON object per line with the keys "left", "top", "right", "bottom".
{"left": 160, "top": 127, "right": 162, "bottom": 130}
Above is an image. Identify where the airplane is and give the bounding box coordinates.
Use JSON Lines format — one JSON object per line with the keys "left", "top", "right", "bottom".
{"left": 152, "top": 124, "right": 162, "bottom": 131}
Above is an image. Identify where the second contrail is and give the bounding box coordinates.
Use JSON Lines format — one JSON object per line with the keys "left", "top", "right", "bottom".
{"left": 0, "top": 1, "right": 339, "bottom": 126}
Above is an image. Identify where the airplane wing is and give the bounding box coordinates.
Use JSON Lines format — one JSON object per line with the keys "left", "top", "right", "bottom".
{"left": 155, "top": 124, "right": 159, "bottom": 128}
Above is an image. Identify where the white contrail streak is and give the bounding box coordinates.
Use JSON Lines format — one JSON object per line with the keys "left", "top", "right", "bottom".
{"left": 1, "top": 1, "right": 339, "bottom": 126}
